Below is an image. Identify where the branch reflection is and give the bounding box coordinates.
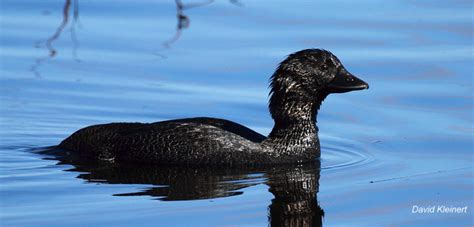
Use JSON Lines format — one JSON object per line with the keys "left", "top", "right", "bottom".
{"left": 31, "top": 0, "right": 240, "bottom": 77}
{"left": 163, "top": 0, "right": 213, "bottom": 47}
{"left": 163, "top": 0, "right": 242, "bottom": 47}
{"left": 31, "top": 0, "right": 80, "bottom": 77}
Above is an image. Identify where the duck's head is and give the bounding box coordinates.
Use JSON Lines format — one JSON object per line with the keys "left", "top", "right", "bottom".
{"left": 269, "top": 49, "right": 368, "bottom": 121}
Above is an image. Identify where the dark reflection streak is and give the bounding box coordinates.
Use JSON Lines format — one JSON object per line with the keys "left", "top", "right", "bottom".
{"left": 229, "top": 0, "right": 243, "bottom": 6}
{"left": 73, "top": 0, "right": 80, "bottom": 25}
{"left": 45, "top": 0, "right": 71, "bottom": 58}
{"left": 70, "top": 0, "right": 81, "bottom": 62}
{"left": 70, "top": 25, "right": 80, "bottom": 62}
{"left": 31, "top": 0, "right": 80, "bottom": 77}
{"left": 163, "top": 0, "right": 214, "bottom": 48}
{"left": 162, "top": 0, "right": 240, "bottom": 49}
{"left": 31, "top": 0, "right": 241, "bottom": 69}
{"left": 30, "top": 54, "right": 48, "bottom": 78}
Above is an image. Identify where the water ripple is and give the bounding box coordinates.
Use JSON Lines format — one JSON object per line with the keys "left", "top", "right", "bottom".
{"left": 320, "top": 137, "right": 375, "bottom": 170}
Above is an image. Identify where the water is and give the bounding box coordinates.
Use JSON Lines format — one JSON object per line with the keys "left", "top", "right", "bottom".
{"left": 1, "top": 0, "right": 472, "bottom": 226}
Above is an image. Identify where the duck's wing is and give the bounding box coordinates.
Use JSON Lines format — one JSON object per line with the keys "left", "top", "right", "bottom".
{"left": 159, "top": 117, "right": 266, "bottom": 143}
{"left": 58, "top": 122, "right": 147, "bottom": 158}
{"left": 58, "top": 117, "right": 266, "bottom": 164}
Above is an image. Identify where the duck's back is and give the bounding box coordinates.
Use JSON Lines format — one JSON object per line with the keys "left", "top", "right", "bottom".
{"left": 59, "top": 117, "right": 268, "bottom": 165}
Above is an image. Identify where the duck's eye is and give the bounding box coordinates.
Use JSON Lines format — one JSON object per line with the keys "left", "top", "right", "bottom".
{"left": 320, "top": 64, "right": 328, "bottom": 71}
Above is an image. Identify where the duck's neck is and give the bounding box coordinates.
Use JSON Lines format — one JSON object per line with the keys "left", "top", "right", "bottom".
{"left": 263, "top": 93, "right": 327, "bottom": 158}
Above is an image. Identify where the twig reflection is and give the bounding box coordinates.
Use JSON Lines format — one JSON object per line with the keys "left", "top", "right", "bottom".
{"left": 162, "top": 0, "right": 214, "bottom": 48}
{"left": 31, "top": 0, "right": 80, "bottom": 77}
{"left": 31, "top": 0, "right": 242, "bottom": 77}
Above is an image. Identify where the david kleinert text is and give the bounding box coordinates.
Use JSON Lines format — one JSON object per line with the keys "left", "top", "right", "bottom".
{"left": 412, "top": 205, "right": 468, "bottom": 214}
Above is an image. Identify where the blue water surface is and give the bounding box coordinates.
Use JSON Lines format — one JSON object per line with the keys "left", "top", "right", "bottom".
{"left": 0, "top": 0, "right": 473, "bottom": 226}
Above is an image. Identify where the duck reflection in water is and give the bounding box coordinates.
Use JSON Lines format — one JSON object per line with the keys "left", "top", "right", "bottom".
{"left": 54, "top": 157, "right": 323, "bottom": 226}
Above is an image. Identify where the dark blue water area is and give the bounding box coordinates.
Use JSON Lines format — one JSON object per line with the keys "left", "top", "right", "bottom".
{"left": 1, "top": 0, "right": 473, "bottom": 226}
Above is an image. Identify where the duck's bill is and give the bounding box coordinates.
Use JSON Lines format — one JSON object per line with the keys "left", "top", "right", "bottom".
{"left": 327, "top": 68, "right": 369, "bottom": 93}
